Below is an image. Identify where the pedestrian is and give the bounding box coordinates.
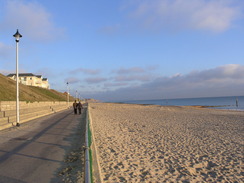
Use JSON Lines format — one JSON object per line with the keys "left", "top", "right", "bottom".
{"left": 77, "top": 101, "right": 83, "bottom": 114}
{"left": 73, "top": 100, "right": 77, "bottom": 114}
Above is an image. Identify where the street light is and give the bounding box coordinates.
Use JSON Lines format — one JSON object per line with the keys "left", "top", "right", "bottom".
{"left": 13, "top": 29, "right": 22, "bottom": 127}
{"left": 67, "top": 82, "right": 69, "bottom": 108}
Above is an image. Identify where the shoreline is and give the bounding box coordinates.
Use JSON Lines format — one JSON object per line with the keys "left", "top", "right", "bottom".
{"left": 108, "top": 102, "right": 244, "bottom": 111}
{"left": 89, "top": 103, "right": 243, "bottom": 182}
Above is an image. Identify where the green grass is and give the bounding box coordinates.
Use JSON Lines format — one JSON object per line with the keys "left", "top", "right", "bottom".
{"left": 28, "top": 86, "right": 66, "bottom": 101}
{"left": 0, "top": 73, "right": 74, "bottom": 101}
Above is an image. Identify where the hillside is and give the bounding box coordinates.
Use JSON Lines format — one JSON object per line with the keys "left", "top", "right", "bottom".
{"left": 0, "top": 73, "right": 74, "bottom": 101}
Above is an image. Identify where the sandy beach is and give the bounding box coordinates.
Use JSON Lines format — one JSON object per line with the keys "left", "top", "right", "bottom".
{"left": 89, "top": 103, "right": 243, "bottom": 183}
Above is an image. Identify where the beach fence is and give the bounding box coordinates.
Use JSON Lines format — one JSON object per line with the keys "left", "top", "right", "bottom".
{"left": 85, "top": 109, "right": 92, "bottom": 183}
{"left": 85, "top": 104, "right": 102, "bottom": 183}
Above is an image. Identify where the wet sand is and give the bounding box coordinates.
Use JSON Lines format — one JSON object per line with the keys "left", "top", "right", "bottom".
{"left": 89, "top": 103, "right": 243, "bottom": 182}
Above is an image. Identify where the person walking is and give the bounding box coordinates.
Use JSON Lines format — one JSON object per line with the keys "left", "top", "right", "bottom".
{"left": 77, "top": 101, "right": 83, "bottom": 114}
{"left": 73, "top": 100, "right": 77, "bottom": 114}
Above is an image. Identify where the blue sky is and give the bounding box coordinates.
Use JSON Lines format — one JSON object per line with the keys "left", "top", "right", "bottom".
{"left": 0, "top": 0, "right": 244, "bottom": 101}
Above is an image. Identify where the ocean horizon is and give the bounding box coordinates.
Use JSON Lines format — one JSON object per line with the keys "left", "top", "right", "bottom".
{"left": 118, "top": 96, "right": 244, "bottom": 110}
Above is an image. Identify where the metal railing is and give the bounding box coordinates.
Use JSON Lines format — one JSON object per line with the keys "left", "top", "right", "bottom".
{"left": 85, "top": 108, "right": 92, "bottom": 183}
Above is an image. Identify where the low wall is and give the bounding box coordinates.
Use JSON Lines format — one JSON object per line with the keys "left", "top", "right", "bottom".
{"left": 0, "top": 101, "right": 71, "bottom": 111}
{"left": 0, "top": 101, "right": 73, "bottom": 131}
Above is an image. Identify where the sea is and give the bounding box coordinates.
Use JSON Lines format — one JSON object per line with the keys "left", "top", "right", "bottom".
{"left": 119, "top": 96, "right": 244, "bottom": 111}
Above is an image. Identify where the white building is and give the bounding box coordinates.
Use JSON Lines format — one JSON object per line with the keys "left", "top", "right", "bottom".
{"left": 7, "top": 73, "right": 50, "bottom": 89}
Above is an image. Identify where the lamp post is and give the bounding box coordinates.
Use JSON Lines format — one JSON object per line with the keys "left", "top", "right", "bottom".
{"left": 13, "top": 29, "right": 22, "bottom": 127}
{"left": 67, "top": 82, "right": 69, "bottom": 108}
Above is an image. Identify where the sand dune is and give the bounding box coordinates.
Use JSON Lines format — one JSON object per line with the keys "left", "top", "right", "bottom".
{"left": 89, "top": 103, "right": 243, "bottom": 182}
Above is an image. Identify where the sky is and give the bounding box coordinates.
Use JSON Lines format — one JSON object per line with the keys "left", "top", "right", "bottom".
{"left": 0, "top": 0, "right": 244, "bottom": 102}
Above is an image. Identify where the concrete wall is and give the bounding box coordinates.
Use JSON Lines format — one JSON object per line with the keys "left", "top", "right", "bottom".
{"left": 0, "top": 101, "right": 72, "bottom": 131}
{"left": 0, "top": 101, "right": 70, "bottom": 111}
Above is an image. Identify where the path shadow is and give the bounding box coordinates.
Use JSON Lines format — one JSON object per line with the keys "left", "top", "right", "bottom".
{"left": 51, "top": 108, "right": 87, "bottom": 183}
{"left": 0, "top": 111, "right": 72, "bottom": 164}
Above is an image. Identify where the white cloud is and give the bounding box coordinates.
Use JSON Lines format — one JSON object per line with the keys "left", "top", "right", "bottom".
{"left": 114, "top": 67, "right": 146, "bottom": 74}
{"left": 220, "top": 64, "right": 242, "bottom": 76}
{"left": 124, "top": 0, "right": 242, "bottom": 32}
{"left": 111, "top": 66, "right": 156, "bottom": 83}
{"left": 69, "top": 68, "right": 101, "bottom": 75}
{"left": 85, "top": 77, "right": 107, "bottom": 84}
{"left": 0, "top": 0, "right": 64, "bottom": 41}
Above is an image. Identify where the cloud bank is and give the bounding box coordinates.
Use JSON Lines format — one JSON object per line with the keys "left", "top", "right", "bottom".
{"left": 123, "top": 0, "right": 242, "bottom": 32}
{"left": 82, "top": 64, "right": 244, "bottom": 101}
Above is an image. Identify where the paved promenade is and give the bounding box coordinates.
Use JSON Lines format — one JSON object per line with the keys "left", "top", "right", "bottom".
{"left": 0, "top": 108, "right": 86, "bottom": 183}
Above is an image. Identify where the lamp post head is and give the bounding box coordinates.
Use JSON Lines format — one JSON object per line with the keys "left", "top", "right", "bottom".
{"left": 13, "top": 29, "right": 22, "bottom": 42}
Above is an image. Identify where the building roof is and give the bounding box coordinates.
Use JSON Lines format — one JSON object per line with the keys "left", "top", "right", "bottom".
{"left": 7, "top": 73, "right": 36, "bottom": 77}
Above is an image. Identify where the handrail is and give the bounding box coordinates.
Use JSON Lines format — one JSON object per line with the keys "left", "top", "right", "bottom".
{"left": 85, "top": 107, "right": 92, "bottom": 183}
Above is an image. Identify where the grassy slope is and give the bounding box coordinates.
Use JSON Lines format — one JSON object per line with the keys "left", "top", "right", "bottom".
{"left": 0, "top": 73, "right": 73, "bottom": 101}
